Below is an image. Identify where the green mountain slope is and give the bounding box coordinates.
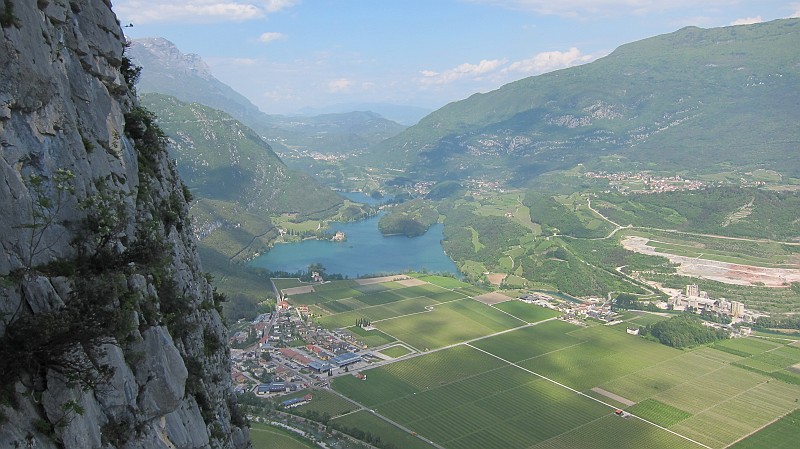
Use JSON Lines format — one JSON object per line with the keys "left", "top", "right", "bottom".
{"left": 368, "top": 19, "right": 800, "bottom": 185}
{"left": 141, "top": 93, "right": 344, "bottom": 216}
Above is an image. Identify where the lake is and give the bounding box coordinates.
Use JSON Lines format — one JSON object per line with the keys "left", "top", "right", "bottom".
{"left": 248, "top": 213, "right": 459, "bottom": 278}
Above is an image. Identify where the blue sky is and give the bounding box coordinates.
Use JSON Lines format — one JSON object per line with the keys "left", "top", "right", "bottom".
{"left": 115, "top": 1, "right": 800, "bottom": 115}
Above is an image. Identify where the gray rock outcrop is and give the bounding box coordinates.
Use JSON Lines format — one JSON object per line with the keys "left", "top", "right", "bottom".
{"left": 0, "top": 1, "right": 250, "bottom": 448}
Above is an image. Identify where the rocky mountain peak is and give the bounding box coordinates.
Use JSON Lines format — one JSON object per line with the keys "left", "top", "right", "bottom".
{"left": 130, "top": 37, "right": 214, "bottom": 80}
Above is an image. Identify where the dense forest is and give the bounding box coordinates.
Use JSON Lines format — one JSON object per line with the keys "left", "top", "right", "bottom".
{"left": 378, "top": 199, "right": 439, "bottom": 237}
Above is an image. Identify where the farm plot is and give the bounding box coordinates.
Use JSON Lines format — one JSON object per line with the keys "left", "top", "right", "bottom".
{"left": 286, "top": 389, "right": 357, "bottom": 417}
{"left": 315, "top": 287, "right": 363, "bottom": 301}
{"left": 471, "top": 320, "right": 582, "bottom": 362}
{"left": 333, "top": 345, "right": 506, "bottom": 407}
{"left": 353, "top": 290, "right": 406, "bottom": 306}
{"left": 344, "top": 326, "right": 395, "bottom": 347}
{"left": 352, "top": 280, "right": 405, "bottom": 293}
{"left": 271, "top": 278, "right": 310, "bottom": 290}
{"left": 529, "top": 414, "right": 703, "bottom": 449}
{"left": 729, "top": 408, "right": 800, "bottom": 449}
{"left": 392, "top": 283, "right": 451, "bottom": 299}
{"left": 453, "top": 285, "right": 492, "bottom": 297}
{"left": 329, "top": 410, "right": 437, "bottom": 449}
{"left": 493, "top": 301, "right": 560, "bottom": 323}
{"left": 375, "top": 299, "right": 525, "bottom": 350}
{"left": 285, "top": 291, "right": 328, "bottom": 305}
{"left": 249, "top": 423, "right": 316, "bottom": 449}
{"left": 378, "top": 345, "right": 412, "bottom": 358}
{"left": 316, "top": 296, "right": 439, "bottom": 329}
{"left": 417, "top": 275, "right": 473, "bottom": 289}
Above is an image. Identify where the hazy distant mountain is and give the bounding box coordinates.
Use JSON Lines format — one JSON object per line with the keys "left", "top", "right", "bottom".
{"left": 128, "top": 38, "right": 271, "bottom": 125}
{"left": 294, "top": 103, "right": 433, "bottom": 126}
{"left": 368, "top": 19, "right": 800, "bottom": 186}
{"left": 129, "top": 38, "right": 407, "bottom": 154}
{"left": 267, "top": 111, "right": 407, "bottom": 154}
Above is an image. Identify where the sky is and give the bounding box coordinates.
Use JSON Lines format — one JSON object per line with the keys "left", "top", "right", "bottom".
{"left": 114, "top": 1, "right": 800, "bottom": 116}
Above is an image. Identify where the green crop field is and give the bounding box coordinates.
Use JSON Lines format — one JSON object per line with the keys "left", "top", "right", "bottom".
{"left": 379, "top": 345, "right": 413, "bottom": 358}
{"left": 330, "top": 410, "right": 437, "bottom": 449}
{"left": 729, "top": 409, "right": 800, "bottom": 449}
{"left": 288, "top": 389, "right": 357, "bottom": 417}
{"left": 344, "top": 326, "right": 396, "bottom": 347}
{"left": 249, "top": 423, "right": 317, "bottom": 449}
{"left": 355, "top": 290, "right": 406, "bottom": 306}
{"left": 492, "top": 301, "right": 560, "bottom": 323}
{"left": 471, "top": 320, "right": 582, "bottom": 362}
{"left": 416, "top": 275, "right": 473, "bottom": 289}
{"left": 272, "top": 278, "right": 309, "bottom": 290}
{"left": 375, "top": 299, "right": 525, "bottom": 350}
{"left": 284, "top": 291, "right": 327, "bottom": 305}
{"left": 316, "top": 296, "right": 439, "bottom": 329}
{"left": 392, "top": 284, "right": 450, "bottom": 299}
{"left": 625, "top": 399, "right": 692, "bottom": 427}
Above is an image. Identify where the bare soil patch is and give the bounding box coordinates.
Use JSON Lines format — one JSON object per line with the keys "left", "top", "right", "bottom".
{"left": 622, "top": 236, "right": 800, "bottom": 287}
{"left": 282, "top": 285, "right": 315, "bottom": 295}
{"left": 395, "top": 278, "right": 427, "bottom": 287}
{"left": 485, "top": 272, "right": 507, "bottom": 286}
{"left": 473, "top": 292, "right": 512, "bottom": 305}
{"left": 591, "top": 387, "right": 636, "bottom": 406}
{"left": 355, "top": 275, "right": 411, "bottom": 285}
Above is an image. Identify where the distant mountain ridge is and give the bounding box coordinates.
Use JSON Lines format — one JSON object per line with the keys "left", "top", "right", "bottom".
{"left": 368, "top": 19, "right": 800, "bottom": 185}
{"left": 129, "top": 38, "right": 407, "bottom": 154}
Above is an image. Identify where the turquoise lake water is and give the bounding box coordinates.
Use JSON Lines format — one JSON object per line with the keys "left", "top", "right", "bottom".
{"left": 248, "top": 193, "right": 459, "bottom": 278}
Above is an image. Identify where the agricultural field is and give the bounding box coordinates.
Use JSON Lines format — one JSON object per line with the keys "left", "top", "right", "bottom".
{"left": 379, "top": 345, "right": 413, "bottom": 358}
{"left": 374, "top": 298, "right": 525, "bottom": 350}
{"left": 344, "top": 326, "right": 396, "bottom": 348}
{"left": 331, "top": 320, "right": 800, "bottom": 449}
{"left": 493, "top": 300, "right": 561, "bottom": 323}
{"left": 729, "top": 409, "right": 800, "bottom": 449}
{"left": 329, "top": 410, "right": 437, "bottom": 449}
{"left": 249, "top": 423, "right": 317, "bottom": 449}
{"left": 288, "top": 389, "right": 357, "bottom": 417}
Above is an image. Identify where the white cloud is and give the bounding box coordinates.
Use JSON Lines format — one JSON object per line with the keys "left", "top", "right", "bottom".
{"left": 258, "top": 32, "right": 287, "bottom": 43}
{"left": 328, "top": 78, "right": 353, "bottom": 92}
{"left": 464, "top": 0, "right": 731, "bottom": 18}
{"left": 730, "top": 16, "right": 764, "bottom": 25}
{"left": 262, "top": 0, "right": 301, "bottom": 13}
{"left": 114, "top": 1, "right": 300, "bottom": 24}
{"left": 504, "top": 47, "right": 594, "bottom": 74}
{"left": 419, "top": 59, "right": 506, "bottom": 85}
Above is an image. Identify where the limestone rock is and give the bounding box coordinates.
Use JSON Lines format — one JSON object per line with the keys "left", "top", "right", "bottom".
{"left": 0, "top": 1, "right": 249, "bottom": 448}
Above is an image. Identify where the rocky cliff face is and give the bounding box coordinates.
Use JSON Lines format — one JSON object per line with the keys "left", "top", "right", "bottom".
{"left": 0, "top": 1, "right": 249, "bottom": 448}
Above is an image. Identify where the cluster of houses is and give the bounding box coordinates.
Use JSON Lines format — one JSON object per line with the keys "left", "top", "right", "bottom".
{"left": 230, "top": 303, "right": 373, "bottom": 395}
{"left": 519, "top": 293, "right": 618, "bottom": 322}
{"left": 583, "top": 171, "right": 707, "bottom": 194}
